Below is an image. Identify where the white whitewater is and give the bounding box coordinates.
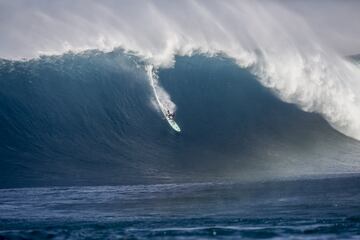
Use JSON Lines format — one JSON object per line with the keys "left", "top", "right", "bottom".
{"left": 0, "top": 1, "right": 360, "bottom": 140}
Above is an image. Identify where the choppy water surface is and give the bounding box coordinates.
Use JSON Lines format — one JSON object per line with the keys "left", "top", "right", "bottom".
{"left": 1, "top": 175, "right": 360, "bottom": 239}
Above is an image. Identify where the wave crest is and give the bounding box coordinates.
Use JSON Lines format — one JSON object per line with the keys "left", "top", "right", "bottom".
{"left": 1, "top": 1, "right": 360, "bottom": 140}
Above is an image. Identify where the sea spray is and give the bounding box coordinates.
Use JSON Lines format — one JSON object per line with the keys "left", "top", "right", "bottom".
{"left": 1, "top": 1, "right": 360, "bottom": 140}
{"left": 146, "top": 65, "right": 177, "bottom": 115}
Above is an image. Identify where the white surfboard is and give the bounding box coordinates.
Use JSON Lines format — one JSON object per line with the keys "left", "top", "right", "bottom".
{"left": 166, "top": 116, "right": 181, "bottom": 132}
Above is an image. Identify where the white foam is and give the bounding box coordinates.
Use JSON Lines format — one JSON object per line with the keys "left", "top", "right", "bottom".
{"left": 1, "top": 1, "right": 360, "bottom": 140}
{"left": 146, "top": 65, "right": 176, "bottom": 115}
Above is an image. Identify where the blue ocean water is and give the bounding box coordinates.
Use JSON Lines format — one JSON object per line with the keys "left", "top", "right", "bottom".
{"left": 1, "top": 176, "right": 360, "bottom": 239}
{"left": 1, "top": 51, "right": 360, "bottom": 239}
{"left": 1, "top": 51, "right": 358, "bottom": 187}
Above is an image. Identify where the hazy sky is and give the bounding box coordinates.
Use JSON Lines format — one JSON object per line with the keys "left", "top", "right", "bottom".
{"left": 282, "top": 0, "right": 360, "bottom": 55}
{"left": 0, "top": 0, "right": 359, "bottom": 59}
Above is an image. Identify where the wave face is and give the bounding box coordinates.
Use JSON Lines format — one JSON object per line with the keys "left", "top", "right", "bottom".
{"left": 1, "top": 1, "right": 360, "bottom": 140}
{"left": 0, "top": 51, "right": 360, "bottom": 188}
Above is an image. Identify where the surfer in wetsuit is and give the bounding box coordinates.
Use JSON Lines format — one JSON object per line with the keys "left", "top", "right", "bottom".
{"left": 166, "top": 110, "right": 175, "bottom": 119}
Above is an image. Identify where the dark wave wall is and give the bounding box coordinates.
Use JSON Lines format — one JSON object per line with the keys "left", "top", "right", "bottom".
{"left": 0, "top": 51, "right": 359, "bottom": 188}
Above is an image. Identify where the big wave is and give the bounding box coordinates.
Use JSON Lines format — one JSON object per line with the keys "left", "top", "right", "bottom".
{"left": 1, "top": 1, "right": 360, "bottom": 187}
{"left": 1, "top": 0, "right": 360, "bottom": 140}
{"left": 0, "top": 52, "right": 360, "bottom": 187}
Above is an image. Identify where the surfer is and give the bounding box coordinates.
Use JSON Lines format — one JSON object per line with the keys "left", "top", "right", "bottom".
{"left": 164, "top": 109, "right": 180, "bottom": 132}
{"left": 166, "top": 110, "right": 175, "bottom": 120}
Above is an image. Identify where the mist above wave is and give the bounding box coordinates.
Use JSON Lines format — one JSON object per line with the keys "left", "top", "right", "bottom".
{"left": 1, "top": 0, "right": 360, "bottom": 140}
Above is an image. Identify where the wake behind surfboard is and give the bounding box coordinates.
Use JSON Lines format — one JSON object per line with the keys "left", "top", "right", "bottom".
{"left": 147, "top": 66, "right": 181, "bottom": 132}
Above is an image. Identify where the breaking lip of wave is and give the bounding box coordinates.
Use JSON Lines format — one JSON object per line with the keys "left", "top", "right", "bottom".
{"left": 1, "top": 50, "right": 360, "bottom": 187}
{"left": 1, "top": 0, "right": 360, "bottom": 141}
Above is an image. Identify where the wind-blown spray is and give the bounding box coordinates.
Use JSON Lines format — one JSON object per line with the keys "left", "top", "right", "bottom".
{"left": 146, "top": 65, "right": 176, "bottom": 115}
{"left": 0, "top": 0, "right": 360, "bottom": 140}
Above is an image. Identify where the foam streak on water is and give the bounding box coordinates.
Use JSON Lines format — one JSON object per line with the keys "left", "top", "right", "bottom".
{"left": 146, "top": 65, "right": 176, "bottom": 115}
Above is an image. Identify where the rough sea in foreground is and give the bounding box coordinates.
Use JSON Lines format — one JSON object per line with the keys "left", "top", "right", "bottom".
{"left": 1, "top": 175, "right": 360, "bottom": 239}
